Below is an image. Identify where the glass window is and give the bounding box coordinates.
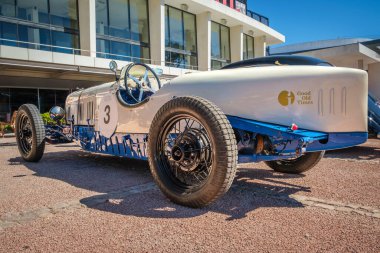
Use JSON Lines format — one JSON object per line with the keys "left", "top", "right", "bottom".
{"left": 211, "top": 22, "right": 220, "bottom": 59}
{"left": 17, "top": 0, "right": 49, "bottom": 24}
{"left": 129, "top": 0, "right": 149, "bottom": 43}
{"left": 39, "top": 89, "right": 56, "bottom": 113}
{"left": 243, "top": 34, "right": 254, "bottom": 60}
{"left": 10, "top": 88, "right": 38, "bottom": 114}
{"left": 183, "top": 12, "right": 196, "bottom": 53}
{"left": 211, "top": 22, "right": 230, "bottom": 70}
{"left": 165, "top": 5, "right": 197, "bottom": 70}
{"left": 96, "top": 0, "right": 150, "bottom": 63}
{"left": 96, "top": 38, "right": 110, "bottom": 58}
{"left": 96, "top": 0, "right": 108, "bottom": 35}
{"left": 18, "top": 25, "right": 51, "bottom": 51}
{"left": 52, "top": 30, "right": 79, "bottom": 54}
{"left": 220, "top": 25, "right": 230, "bottom": 60}
{"left": 50, "top": 0, "right": 78, "bottom": 30}
{"left": 110, "top": 41, "right": 131, "bottom": 61}
{"left": 108, "top": 0, "right": 129, "bottom": 39}
{"left": 0, "top": 21, "right": 17, "bottom": 46}
{"left": 168, "top": 7, "right": 183, "bottom": 50}
{"left": 131, "top": 44, "right": 149, "bottom": 63}
{"left": 0, "top": 0, "right": 16, "bottom": 17}
{"left": 55, "top": 90, "right": 69, "bottom": 109}
{"left": 0, "top": 88, "right": 10, "bottom": 122}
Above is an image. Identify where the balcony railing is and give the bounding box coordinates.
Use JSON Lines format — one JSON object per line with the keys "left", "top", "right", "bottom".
{"left": 215, "top": 0, "right": 270, "bottom": 26}
{"left": 246, "top": 10, "right": 270, "bottom": 26}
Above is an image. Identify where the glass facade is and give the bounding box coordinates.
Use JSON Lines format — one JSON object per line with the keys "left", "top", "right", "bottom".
{"left": 0, "top": 0, "right": 80, "bottom": 53}
{"left": 96, "top": 0, "right": 150, "bottom": 63}
{"left": 165, "top": 5, "right": 197, "bottom": 70}
{"left": 211, "top": 21, "right": 230, "bottom": 70}
{"left": 0, "top": 88, "right": 69, "bottom": 123}
{"left": 243, "top": 34, "right": 254, "bottom": 60}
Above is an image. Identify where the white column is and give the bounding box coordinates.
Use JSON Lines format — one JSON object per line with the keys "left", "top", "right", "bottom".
{"left": 78, "top": 0, "right": 97, "bottom": 57}
{"left": 254, "top": 36, "right": 267, "bottom": 57}
{"left": 230, "top": 25, "right": 243, "bottom": 63}
{"left": 368, "top": 62, "right": 380, "bottom": 99}
{"left": 196, "top": 12, "right": 211, "bottom": 71}
{"left": 148, "top": 0, "right": 165, "bottom": 66}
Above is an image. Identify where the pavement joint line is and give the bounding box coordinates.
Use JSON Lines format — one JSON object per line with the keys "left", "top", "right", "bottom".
{"left": 232, "top": 185, "right": 380, "bottom": 219}
{"left": 1, "top": 182, "right": 379, "bottom": 232}
{"left": 0, "top": 182, "right": 157, "bottom": 232}
{"left": 323, "top": 156, "right": 380, "bottom": 164}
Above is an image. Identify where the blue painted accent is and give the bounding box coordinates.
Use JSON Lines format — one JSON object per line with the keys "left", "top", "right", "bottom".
{"left": 228, "top": 116, "right": 368, "bottom": 163}
{"left": 73, "top": 126, "right": 148, "bottom": 160}
{"left": 72, "top": 117, "right": 367, "bottom": 164}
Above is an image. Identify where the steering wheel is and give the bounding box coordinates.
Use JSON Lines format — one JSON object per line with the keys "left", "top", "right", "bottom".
{"left": 123, "top": 63, "right": 161, "bottom": 104}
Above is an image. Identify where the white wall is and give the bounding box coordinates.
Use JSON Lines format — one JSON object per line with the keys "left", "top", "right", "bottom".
{"left": 368, "top": 63, "right": 380, "bottom": 99}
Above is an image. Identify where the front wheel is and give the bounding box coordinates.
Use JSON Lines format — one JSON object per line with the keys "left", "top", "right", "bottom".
{"left": 15, "top": 104, "right": 45, "bottom": 162}
{"left": 148, "top": 96, "right": 237, "bottom": 208}
{"left": 265, "top": 151, "right": 325, "bottom": 174}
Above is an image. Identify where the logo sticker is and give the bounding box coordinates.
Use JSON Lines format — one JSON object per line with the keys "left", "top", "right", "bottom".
{"left": 278, "top": 90, "right": 314, "bottom": 106}
{"left": 278, "top": 90, "right": 295, "bottom": 106}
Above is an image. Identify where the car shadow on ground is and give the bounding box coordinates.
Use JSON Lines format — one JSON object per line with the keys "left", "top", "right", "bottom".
{"left": 9, "top": 147, "right": 310, "bottom": 221}
{"left": 325, "top": 143, "right": 380, "bottom": 162}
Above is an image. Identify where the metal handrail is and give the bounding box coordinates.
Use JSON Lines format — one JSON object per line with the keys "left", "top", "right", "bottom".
{"left": 0, "top": 38, "right": 199, "bottom": 70}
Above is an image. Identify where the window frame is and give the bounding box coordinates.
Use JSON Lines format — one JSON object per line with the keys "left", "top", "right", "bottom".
{"left": 165, "top": 4, "right": 198, "bottom": 70}
{"left": 243, "top": 33, "right": 255, "bottom": 60}
{"left": 0, "top": 0, "right": 80, "bottom": 52}
{"left": 95, "top": 0, "right": 151, "bottom": 63}
{"left": 210, "top": 21, "right": 231, "bottom": 70}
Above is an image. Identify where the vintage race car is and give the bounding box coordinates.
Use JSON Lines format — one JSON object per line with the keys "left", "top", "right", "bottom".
{"left": 15, "top": 56, "right": 368, "bottom": 208}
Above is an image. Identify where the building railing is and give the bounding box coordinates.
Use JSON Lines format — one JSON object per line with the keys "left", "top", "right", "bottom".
{"left": 0, "top": 38, "right": 199, "bottom": 71}
{"left": 246, "top": 10, "right": 270, "bottom": 26}
{"left": 215, "top": 0, "right": 270, "bottom": 26}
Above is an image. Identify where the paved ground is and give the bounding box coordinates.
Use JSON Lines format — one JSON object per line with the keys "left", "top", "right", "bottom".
{"left": 0, "top": 137, "right": 379, "bottom": 252}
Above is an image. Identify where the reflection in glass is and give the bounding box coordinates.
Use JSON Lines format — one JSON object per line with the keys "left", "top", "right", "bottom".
{"left": 17, "top": 0, "right": 49, "bottom": 24}
{"left": 18, "top": 25, "right": 51, "bottom": 51}
{"left": 243, "top": 34, "right": 254, "bottom": 60}
{"left": 168, "top": 7, "right": 183, "bottom": 50}
{"left": 0, "top": 88, "right": 10, "bottom": 122}
{"left": 183, "top": 12, "right": 197, "bottom": 53}
{"left": 211, "top": 22, "right": 231, "bottom": 70}
{"left": 96, "top": 0, "right": 108, "bottom": 35}
{"left": 109, "top": 0, "right": 129, "bottom": 39}
{"left": 0, "top": 0, "right": 16, "bottom": 17}
{"left": 96, "top": 0, "right": 150, "bottom": 63}
{"left": 110, "top": 41, "right": 131, "bottom": 61}
{"left": 165, "top": 5, "right": 197, "bottom": 70}
{"left": 130, "top": 0, "right": 149, "bottom": 43}
{"left": 211, "top": 22, "right": 220, "bottom": 59}
{"left": 50, "top": 0, "right": 78, "bottom": 29}
{"left": 52, "top": 31, "right": 79, "bottom": 54}
{"left": 0, "top": 21, "right": 17, "bottom": 46}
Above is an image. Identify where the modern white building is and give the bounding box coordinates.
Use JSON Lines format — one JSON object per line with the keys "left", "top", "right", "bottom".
{"left": 0, "top": 0, "right": 284, "bottom": 122}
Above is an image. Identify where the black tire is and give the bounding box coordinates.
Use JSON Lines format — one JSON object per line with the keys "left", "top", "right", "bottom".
{"left": 148, "top": 96, "right": 237, "bottom": 208}
{"left": 265, "top": 151, "right": 325, "bottom": 174}
{"left": 15, "top": 104, "right": 45, "bottom": 162}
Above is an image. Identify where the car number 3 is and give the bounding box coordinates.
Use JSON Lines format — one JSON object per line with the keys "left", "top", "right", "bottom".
{"left": 104, "top": 105, "right": 111, "bottom": 124}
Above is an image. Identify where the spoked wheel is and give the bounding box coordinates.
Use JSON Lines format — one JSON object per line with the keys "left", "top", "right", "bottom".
{"left": 148, "top": 96, "right": 237, "bottom": 208}
{"left": 160, "top": 116, "right": 213, "bottom": 189}
{"left": 15, "top": 104, "right": 45, "bottom": 162}
{"left": 265, "top": 151, "right": 325, "bottom": 174}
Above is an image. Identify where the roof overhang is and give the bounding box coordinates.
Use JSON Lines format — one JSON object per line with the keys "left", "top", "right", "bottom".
{"left": 164, "top": 0, "right": 285, "bottom": 45}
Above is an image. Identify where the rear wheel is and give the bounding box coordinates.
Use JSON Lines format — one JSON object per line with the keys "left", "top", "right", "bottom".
{"left": 148, "top": 96, "right": 237, "bottom": 208}
{"left": 15, "top": 104, "right": 45, "bottom": 162}
{"left": 265, "top": 151, "right": 325, "bottom": 174}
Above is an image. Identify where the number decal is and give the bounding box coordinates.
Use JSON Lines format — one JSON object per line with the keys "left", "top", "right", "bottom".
{"left": 99, "top": 94, "right": 118, "bottom": 138}
{"left": 104, "top": 105, "right": 110, "bottom": 124}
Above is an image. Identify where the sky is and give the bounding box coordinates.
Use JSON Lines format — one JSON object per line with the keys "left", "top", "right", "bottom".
{"left": 248, "top": 0, "right": 380, "bottom": 47}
